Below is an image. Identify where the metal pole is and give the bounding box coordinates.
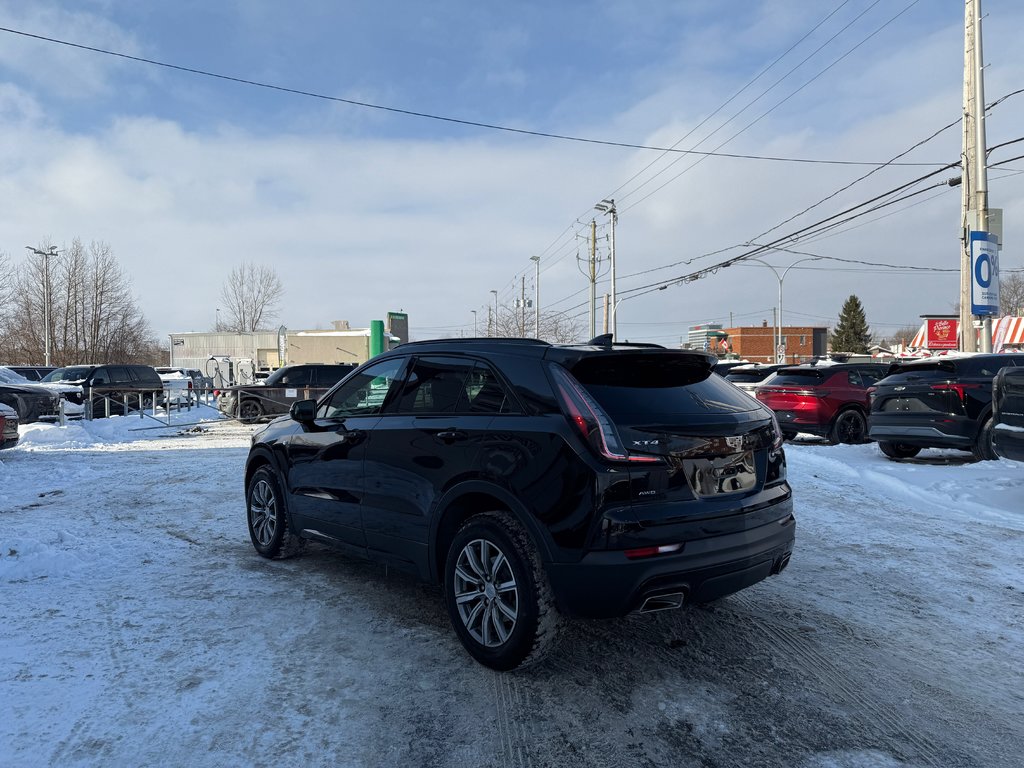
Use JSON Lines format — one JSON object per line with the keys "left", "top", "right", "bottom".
{"left": 973, "top": 0, "right": 992, "bottom": 352}
{"left": 43, "top": 248, "right": 50, "bottom": 366}
{"left": 589, "top": 220, "right": 597, "bottom": 339}
{"left": 471, "top": 310, "right": 477, "bottom": 336}
{"left": 491, "top": 290, "right": 498, "bottom": 337}
{"left": 531, "top": 256, "right": 540, "bottom": 339}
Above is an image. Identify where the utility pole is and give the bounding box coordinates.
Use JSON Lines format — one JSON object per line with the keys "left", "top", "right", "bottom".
{"left": 471, "top": 309, "right": 477, "bottom": 336}
{"left": 520, "top": 275, "right": 526, "bottom": 336}
{"left": 490, "top": 290, "right": 498, "bottom": 337}
{"left": 530, "top": 256, "right": 540, "bottom": 339}
{"left": 595, "top": 199, "right": 617, "bottom": 340}
{"left": 589, "top": 220, "right": 597, "bottom": 338}
{"left": 960, "top": 0, "right": 994, "bottom": 352}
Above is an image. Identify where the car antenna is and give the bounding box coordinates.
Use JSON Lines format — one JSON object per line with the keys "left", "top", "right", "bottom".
{"left": 587, "top": 333, "right": 613, "bottom": 346}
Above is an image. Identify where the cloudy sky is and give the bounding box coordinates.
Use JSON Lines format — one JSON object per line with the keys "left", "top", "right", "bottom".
{"left": 1, "top": 0, "right": 1022, "bottom": 346}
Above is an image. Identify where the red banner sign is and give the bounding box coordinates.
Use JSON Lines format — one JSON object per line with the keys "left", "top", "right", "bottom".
{"left": 925, "top": 318, "right": 958, "bottom": 349}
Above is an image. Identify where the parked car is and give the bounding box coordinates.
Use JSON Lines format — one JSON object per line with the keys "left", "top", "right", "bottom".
{"left": 0, "top": 379, "right": 61, "bottom": 423}
{"left": 724, "top": 363, "right": 787, "bottom": 393}
{"left": 1, "top": 366, "right": 84, "bottom": 418}
{"left": 244, "top": 338, "right": 794, "bottom": 670}
{"left": 154, "top": 368, "right": 196, "bottom": 406}
{"left": 219, "top": 363, "right": 357, "bottom": 423}
{"left": 755, "top": 363, "right": 889, "bottom": 443}
{"left": 156, "top": 367, "right": 211, "bottom": 392}
{"left": 4, "top": 365, "right": 57, "bottom": 382}
{"left": 0, "top": 402, "right": 19, "bottom": 449}
{"left": 43, "top": 364, "right": 164, "bottom": 418}
{"left": 992, "top": 366, "right": 1024, "bottom": 461}
{"left": 868, "top": 353, "right": 1024, "bottom": 461}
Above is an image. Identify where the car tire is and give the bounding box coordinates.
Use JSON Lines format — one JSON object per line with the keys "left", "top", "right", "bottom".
{"left": 828, "top": 408, "right": 867, "bottom": 445}
{"left": 444, "top": 511, "right": 562, "bottom": 671}
{"left": 246, "top": 466, "right": 304, "bottom": 558}
{"left": 972, "top": 416, "right": 998, "bottom": 462}
{"left": 238, "top": 399, "right": 264, "bottom": 424}
{"left": 877, "top": 441, "right": 921, "bottom": 460}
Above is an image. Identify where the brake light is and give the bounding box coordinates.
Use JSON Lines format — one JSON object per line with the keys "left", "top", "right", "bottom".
{"left": 929, "top": 382, "right": 981, "bottom": 403}
{"left": 768, "top": 411, "right": 784, "bottom": 450}
{"left": 550, "top": 365, "right": 661, "bottom": 464}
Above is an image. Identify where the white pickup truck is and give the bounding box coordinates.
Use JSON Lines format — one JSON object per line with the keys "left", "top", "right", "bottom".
{"left": 155, "top": 369, "right": 195, "bottom": 406}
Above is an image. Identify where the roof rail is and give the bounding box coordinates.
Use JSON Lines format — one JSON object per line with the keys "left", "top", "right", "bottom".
{"left": 395, "top": 337, "right": 551, "bottom": 348}
{"left": 580, "top": 333, "right": 665, "bottom": 349}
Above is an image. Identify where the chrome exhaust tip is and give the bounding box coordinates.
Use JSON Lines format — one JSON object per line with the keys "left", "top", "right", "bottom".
{"left": 638, "top": 592, "right": 685, "bottom": 613}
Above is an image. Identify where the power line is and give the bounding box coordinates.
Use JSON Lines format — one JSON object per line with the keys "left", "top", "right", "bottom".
{"left": 0, "top": 24, "right": 952, "bottom": 168}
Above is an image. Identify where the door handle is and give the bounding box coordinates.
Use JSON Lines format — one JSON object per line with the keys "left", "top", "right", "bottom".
{"left": 436, "top": 430, "right": 468, "bottom": 443}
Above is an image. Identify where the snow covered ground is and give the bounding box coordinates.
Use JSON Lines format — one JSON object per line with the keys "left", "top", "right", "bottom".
{"left": 1, "top": 410, "right": 1021, "bottom": 768}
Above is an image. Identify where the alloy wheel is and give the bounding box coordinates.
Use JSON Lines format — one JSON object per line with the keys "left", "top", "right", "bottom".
{"left": 453, "top": 538, "right": 519, "bottom": 647}
{"left": 249, "top": 478, "right": 277, "bottom": 547}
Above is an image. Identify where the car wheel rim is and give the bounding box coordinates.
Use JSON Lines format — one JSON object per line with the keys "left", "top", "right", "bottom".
{"left": 840, "top": 413, "right": 862, "bottom": 442}
{"left": 249, "top": 479, "right": 277, "bottom": 546}
{"left": 453, "top": 538, "right": 519, "bottom": 648}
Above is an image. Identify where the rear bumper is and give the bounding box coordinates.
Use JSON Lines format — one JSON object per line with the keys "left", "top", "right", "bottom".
{"left": 868, "top": 415, "right": 975, "bottom": 448}
{"left": 546, "top": 507, "right": 795, "bottom": 618}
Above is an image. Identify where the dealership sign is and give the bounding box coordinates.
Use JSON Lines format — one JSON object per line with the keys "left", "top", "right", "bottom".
{"left": 970, "top": 231, "right": 1000, "bottom": 316}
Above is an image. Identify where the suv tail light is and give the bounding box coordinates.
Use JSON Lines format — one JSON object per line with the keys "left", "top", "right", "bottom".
{"left": 929, "top": 382, "right": 981, "bottom": 403}
{"left": 549, "top": 365, "right": 661, "bottom": 464}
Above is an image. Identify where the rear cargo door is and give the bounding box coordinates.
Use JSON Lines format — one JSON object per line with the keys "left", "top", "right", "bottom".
{"left": 568, "top": 353, "right": 776, "bottom": 518}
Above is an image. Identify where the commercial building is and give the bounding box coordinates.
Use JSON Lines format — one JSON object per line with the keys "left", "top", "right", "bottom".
{"left": 167, "top": 315, "right": 406, "bottom": 378}
{"left": 710, "top": 322, "right": 827, "bottom": 364}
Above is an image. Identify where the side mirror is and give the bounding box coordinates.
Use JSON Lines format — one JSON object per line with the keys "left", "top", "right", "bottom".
{"left": 290, "top": 399, "right": 317, "bottom": 424}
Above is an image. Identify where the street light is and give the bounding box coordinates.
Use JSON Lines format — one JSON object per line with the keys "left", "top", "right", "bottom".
{"left": 490, "top": 290, "right": 498, "bottom": 337}
{"left": 745, "top": 256, "right": 822, "bottom": 362}
{"left": 471, "top": 309, "right": 478, "bottom": 337}
{"left": 594, "top": 199, "right": 617, "bottom": 340}
{"left": 25, "top": 245, "right": 59, "bottom": 366}
{"left": 530, "top": 255, "right": 540, "bottom": 339}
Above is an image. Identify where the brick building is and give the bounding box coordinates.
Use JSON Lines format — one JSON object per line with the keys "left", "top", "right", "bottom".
{"left": 720, "top": 322, "right": 828, "bottom": 364}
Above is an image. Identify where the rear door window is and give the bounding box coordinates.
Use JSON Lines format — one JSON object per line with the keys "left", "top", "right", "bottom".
{"left": 393, "top": 356, "right": 475, "bottom": 414}
{"left": 568, "top": 355, "right": 756, "bottom": 416}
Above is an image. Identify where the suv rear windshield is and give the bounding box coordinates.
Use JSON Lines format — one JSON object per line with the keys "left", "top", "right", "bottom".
{"left": 883, "top": 356, "right": 1021, "bottom": 383}
{"left": 568, "top": 355, "right": 755, "bottom": 416}
{"left": 726, "top": 369, "right": 776, "bottom": 384}
{"left": 764, "top": 369, "right": 828, "bottom": 386}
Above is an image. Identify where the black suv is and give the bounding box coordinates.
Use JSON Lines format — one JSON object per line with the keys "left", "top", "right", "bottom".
{"left": 218, "top": 363, "right": 358, "bottom": 423}
{"left": 992, "top": 366, "right": 1024, "bottom": 461}
{"left": 244, "top": 338, "right": 794, "bottom": 670}
{"left": 44, "top": 364, "right": 164, "bottom": 418}
{"left": 867, "top": 353, "right": 1024, "bottom": 460}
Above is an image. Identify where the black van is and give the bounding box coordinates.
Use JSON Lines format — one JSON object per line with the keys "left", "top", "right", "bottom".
{"left": 44, "top": 364, "right": 164, "bottom": 418}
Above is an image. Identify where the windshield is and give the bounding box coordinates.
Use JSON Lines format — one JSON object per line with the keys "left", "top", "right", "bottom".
{"left": 0, "top": 367, "right": 32, "bottom": 385}
{"left": 44, "top": 367, "right": 92, "bottom": 382}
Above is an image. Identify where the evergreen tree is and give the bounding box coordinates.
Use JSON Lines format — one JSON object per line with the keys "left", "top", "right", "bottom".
{"left": 830, "top": 294, "right": 871, "bottom": 354}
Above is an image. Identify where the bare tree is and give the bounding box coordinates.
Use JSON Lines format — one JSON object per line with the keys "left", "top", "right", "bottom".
{"left": 488, "top": 303, "right": 583, "bottom": 343}
{"left": 218, "top": 262, "right": 284, "bottom": 332}
{"left": 1000, "top": 273, "right": 1024, "bottom": 316}
{"left": 0, "top": 239, "right": 155, "bottom": 365}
